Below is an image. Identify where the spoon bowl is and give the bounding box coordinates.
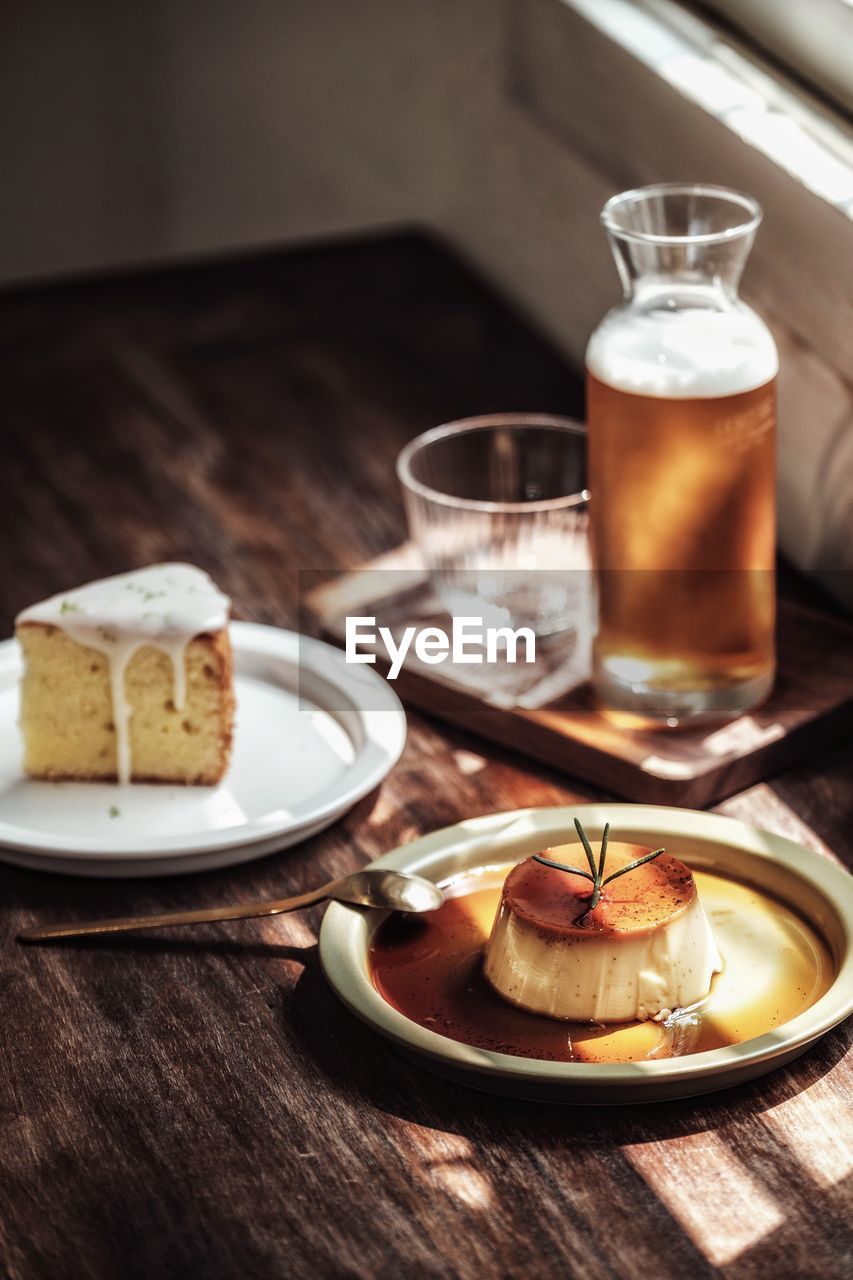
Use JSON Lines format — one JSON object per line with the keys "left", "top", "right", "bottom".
{"left": 331, "top": 869, "right": 443, "bottom": 913}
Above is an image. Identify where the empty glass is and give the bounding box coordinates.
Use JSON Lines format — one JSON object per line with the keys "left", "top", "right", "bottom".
{"left": 396, "top": 414, "right": 589, "bottom": 636}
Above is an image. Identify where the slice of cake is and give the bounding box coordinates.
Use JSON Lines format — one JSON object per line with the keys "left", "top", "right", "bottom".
{"left": 16, "top": 564, "right": 234, "bottom": 785}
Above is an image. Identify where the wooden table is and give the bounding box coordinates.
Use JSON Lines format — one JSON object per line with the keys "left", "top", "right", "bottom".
{"left": 1, "top": 234, "right": 850, "bottom": 1280}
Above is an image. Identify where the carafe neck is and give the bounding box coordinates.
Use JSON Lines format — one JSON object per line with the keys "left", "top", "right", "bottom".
{"left": 607, "top": 234, "right": 754, "bottom": 306}
{"left": 602, "top": 184, "right": 762, "bottom": 307}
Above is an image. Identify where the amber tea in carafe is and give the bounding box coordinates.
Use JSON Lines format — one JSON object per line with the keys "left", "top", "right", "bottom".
{"left": 586, "top": 184, "right": 777, "bottom": 725}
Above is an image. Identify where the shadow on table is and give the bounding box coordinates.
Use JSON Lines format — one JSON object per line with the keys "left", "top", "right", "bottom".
{"left": 286, "top": 952, "right": 853, "bottom": 1148}
{"left": 17, "top": 903, "right": 848, "bottom": 1153}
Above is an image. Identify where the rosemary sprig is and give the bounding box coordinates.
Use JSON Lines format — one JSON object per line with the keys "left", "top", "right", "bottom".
{"left": 600, "top": 847, "right": 667, "bottom": 885}
{"left": 531, "top": 854, "right": 594, "bottom": 880}
{"left": 592, "top": 821, "right": 610, "bottom": 913}
{"left": 573, "top": 816, "right": 598, "bottom": 880}
{"left": 532, "top": 818, "right": 665, "bottom": 923}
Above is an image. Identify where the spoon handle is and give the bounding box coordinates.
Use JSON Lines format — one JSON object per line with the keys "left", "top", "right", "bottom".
{"left": 17, "top": 884, "right": 332, "bottom": 943}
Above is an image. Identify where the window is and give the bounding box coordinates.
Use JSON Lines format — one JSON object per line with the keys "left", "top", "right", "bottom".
{"left": 699, "top": 0, "right": 853, "bottom": 115}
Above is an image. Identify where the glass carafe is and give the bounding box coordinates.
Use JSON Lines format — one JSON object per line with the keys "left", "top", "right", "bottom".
{"left": 586, "top": 184, "right": 777, "bottom": 726}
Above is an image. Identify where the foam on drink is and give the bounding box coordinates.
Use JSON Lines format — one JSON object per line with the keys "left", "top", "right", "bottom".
{"left": 586, "top": 296, "right": 778, "bottom": 398}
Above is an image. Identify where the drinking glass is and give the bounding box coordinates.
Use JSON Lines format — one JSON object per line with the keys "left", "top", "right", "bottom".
{"left": 586, "top": 183, "right": 777, "bottom": 726}
{"left": 397, "top": 414, "right": 588, "bottom": 637}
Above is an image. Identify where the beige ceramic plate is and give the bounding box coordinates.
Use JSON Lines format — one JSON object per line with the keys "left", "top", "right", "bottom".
{"left": 319, "top": 804, "right": 853, "bottom": 1103}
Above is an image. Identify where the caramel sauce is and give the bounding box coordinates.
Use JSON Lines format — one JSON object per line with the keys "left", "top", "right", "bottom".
{"left": 370, "top": 866, "right": 834, "bottom": 1064}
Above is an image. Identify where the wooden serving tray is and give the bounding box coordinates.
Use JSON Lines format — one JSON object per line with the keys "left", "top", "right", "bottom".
{"left": 306, "top": 548, "right": 853, "bottom": 808}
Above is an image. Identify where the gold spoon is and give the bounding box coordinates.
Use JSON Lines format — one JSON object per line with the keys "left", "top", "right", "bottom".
{"left": 17, "top": 869, "right": 443, "bottom": 943}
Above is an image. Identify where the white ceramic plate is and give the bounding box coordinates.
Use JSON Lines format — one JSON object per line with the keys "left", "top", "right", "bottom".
{"left": 320, "top": 805, "right": 853, "bottom": 1103}
{"left": 0, "top": 622, "right": 405, "bottom": 876}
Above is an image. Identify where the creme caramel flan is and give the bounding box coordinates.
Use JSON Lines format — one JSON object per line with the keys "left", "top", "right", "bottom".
{"left": 16, "top": 563, "right": 234, "bottom": 785}
{"left": 484, "top": 833, "right": 721, "bottom": 1023}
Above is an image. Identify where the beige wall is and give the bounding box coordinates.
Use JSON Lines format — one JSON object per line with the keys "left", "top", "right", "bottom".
{"left": 0, "top": 0, "right": 613, "bottom": 355}
{"left": 0, "top": 0, "right": 444, "bottom": 280}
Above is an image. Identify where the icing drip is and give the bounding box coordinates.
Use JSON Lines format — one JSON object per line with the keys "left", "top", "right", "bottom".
{"left": 159, "top": 637, "right": 189, "bottom": 712}
{"left": 17, "top": 564, "right": 230, "bottom": 785}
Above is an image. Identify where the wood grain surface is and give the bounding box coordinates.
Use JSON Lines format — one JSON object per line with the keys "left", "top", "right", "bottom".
{"left": 0, "top": 234, "right": 851, "bottom": 1280}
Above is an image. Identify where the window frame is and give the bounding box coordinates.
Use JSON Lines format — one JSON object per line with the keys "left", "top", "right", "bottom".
{"left": 697, "top": 0, "right": 853, "bottom": 117}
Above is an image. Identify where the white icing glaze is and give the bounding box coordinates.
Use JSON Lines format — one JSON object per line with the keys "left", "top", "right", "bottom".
{"left": 17, "top": 564, "right": 230, "bottom": 784}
